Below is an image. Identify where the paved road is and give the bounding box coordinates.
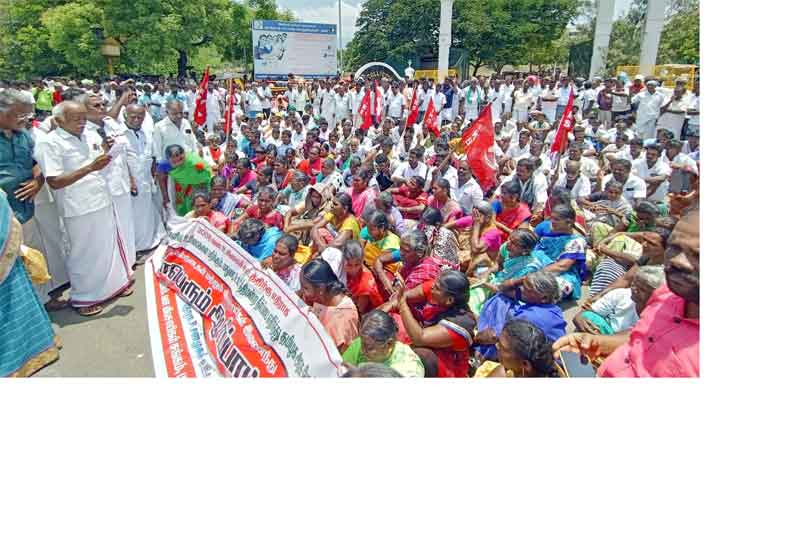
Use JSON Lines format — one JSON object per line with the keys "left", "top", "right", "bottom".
{"left": 33, "top": 264, "right": 584, "bottom": 377}
{"left": 35, "top": 265, "right": 154, "bottom": 377}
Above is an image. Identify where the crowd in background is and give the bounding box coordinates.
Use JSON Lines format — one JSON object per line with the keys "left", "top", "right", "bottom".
{"left": 0, "top": 68, "right": 700, "bottom": 377}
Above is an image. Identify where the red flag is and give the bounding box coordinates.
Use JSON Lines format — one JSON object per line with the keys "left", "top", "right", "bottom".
{"left": 224, "top": 80, "right": 235, "bottom": 135}
{"left": 549, "top": 87, "right": 576, "bottom": 167}
{"left": 193, "top": 67, "right": 210, "bottom": 126}
{"left": 406, "top": 86, "right": 420, "bottom": 127}
{"left": 461, "top": 103, "right": 498, "bottom": 193}
{"left": 358, "top": 89, "right": 372, "bottom": 131}
{"left": 423, "top": 96, "right": 440, "bottom": 137}
{"left": 374, "top": 85, "right": 383, "bottom": 124}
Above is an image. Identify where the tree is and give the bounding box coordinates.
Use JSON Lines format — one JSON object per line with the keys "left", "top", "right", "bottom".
{"left": 0, "top": 0, "right": 70, "bottom": 79}
{"left": 41, "top": 1, "right": 107, "bottom": 76}
{"left": 346, "top": 0, "right": 580, "bottom": 75}
{"left": 658, "top": 3, "right": 699, "bottom": 65}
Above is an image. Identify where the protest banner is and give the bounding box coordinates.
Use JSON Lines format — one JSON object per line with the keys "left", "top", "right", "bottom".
{"left": 144, "top": 219, "right": 342, "bottom": 378}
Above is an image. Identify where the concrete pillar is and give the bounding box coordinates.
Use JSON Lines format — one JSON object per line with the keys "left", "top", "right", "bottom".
{"left": 589, "top": 0, "right": 616, "bottom": 79}
{"left": 438, "top": 0, "right": 454, "bottom": 81}
{"left": 639, "top": 0, "right": 667, "bottom": 76}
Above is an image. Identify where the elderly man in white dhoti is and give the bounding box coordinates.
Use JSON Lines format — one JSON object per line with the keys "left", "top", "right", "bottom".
{"left": 80, "top": 92, "right": 137, "bottom": 272}
{"left": 119, "top": 103, "right": 165, "bottom": 260}
{"left": 37, "top": 101, "right": 134, "bottom": 317}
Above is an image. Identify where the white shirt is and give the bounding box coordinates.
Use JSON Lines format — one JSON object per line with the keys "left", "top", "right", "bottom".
{"left": 386, "top": 91, "right": 404, "bottom": 118}
{"left": 419, "top": 88, "right": 432, "bottom": 111}
{"left": 205, "top": 90, "right": 222, "bottom": 115}
{"left": 259, "top": 85, "right": 273, "bottom": 110}
{"left": 334, "top": 92, "right": 350, "bottom": 118}
{"left": 507, "top": 143, "right": 531, "bottom": 162}
{"left": 634, "top": 158, "right": 672, "bottom": 202}
{"left": 494, "top": 173, "right": 548, "bottom": 209}
{"left": 246, "top": 89, "right": 262, "bottom": 111}
{"left": 590, "top": 288, "right": 639, "bottom": 333}
{"left": 393, "top": 160, "right": 428, "bottom": 183}
{"left": 613, "top": 173, "right": 647, "bottom": 202}
{"left": 152, "top": 117, "right": 198, "bottom": 161}
{"left": 560, "top": 156, "right": 599, "bottom": 180}
{"left": 554, "top": 174, "right": 591, "bottom": 200}
{"left": 425, "top": 165, "right": 458, "bottom": 193}
{"left": 119, "top": 124, "right": 156, "bottom": 192}
{"left": 455, "top": 178, "right": 484, "bottom": 214}
{"left": 37, "top": 127, "right": 112, "bottom": 218}
{"left": 632, "top": 91, "right": 665, "bottom": 121}
{"left": 86, "top": 119, "right": 131, "bottom": 197}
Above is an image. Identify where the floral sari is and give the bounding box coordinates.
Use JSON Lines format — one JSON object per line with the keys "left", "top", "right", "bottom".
{"left": 348, "top": 186, "right": 377, "bottom": 218}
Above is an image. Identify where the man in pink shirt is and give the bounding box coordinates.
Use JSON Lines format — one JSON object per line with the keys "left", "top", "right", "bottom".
{"left": 553, "top": 206, "right": 699, "bottom": 377}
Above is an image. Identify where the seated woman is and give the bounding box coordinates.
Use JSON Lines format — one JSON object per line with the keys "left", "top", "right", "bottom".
{"left": 374, "top": 229, "right": 446, "bottom": 296}
{"left": 532, "top": 204, "right": 588, "bottom": 300}
{"left": 580, "top": 179, "right": 633, "bottom": 245}
{"left": 390, "top": 175, "right": 428, "bottom": 222}
{"left": 534, "top": 187, "right": 587, "bottom": 237}
{"left": 236, "top": 218, "right": 282, "bottom": 261}
{"left": 360, "top": 211, "right": 401, "bottom": 271}
{"left": 276, "top": 172, "right": 310, "bottom": 217}
{"left": 261, "top": 234, "right": 302, "bottom": 291}
{"left": 342, "top": 310, "right": 424, "bottom": 377}
{"left": 209, "top": 175, "right": 250, "bottom": 221}
{"left": 388, "top": 269, "right": 476, "bottom": 378}
{"left": 428, "top": 178, "right": 464, "bottom": 226}
{"left": 587, "top": 225, "right": 671, "bottom": 298}
{"left": 219, "top": 151, "right": 239, "bottom": 183}
{"left": 347, "top": 172, "right": 378, "bottom": 219}
{"left": 202, "top": 133, "right": 224, "bottom": 174}
{"left": 416, "top": 207, "right": 459, "bottom": 268}
{"left": 310, "top": 192, "right": 361, "bottom": 254}
{"left": 468, "top": 201, "right": 504, "bottom": 270}
{"left": 340, "top": 240, "right": 384, "bottom": 316}
{"left": 297, "top": 144, "right": 323, "bottom": 184}
{"left": 574, "top": 265, "right": 665, "bottom": 335}
{"left": 474, "top": 271, "right": 567, "bottom": 361}
{"left": 236, "top": 187, "right": 284, "bottom": 236}
{"left": 494, "top": 179, "right": 532, "bottom": 242}
{"left": 299, "top": 259, "right": 359, "bottom": 353}
{"left": 162, "top": 144, "right": 212, "bottom": 216}
{"left": 185, "top": 191, "right": 231, "bottom": 234}
{"left": 231, "top": 157, "right": 258, "bottom": 196}
{"left": 285, "top": 183, "right": 333, "bottom": 246}
{"left": 468, "top": 228, "right": 544, "bottom": 315}
{"left": 474, "top": 320, "right": 561, "bottom": 378}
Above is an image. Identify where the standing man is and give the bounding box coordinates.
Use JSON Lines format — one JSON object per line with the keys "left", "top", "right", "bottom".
{"left": 204, "top": 81, "right": 223, "bottom": 135}
{"left": 386, "top": 80, "right": 405, "bottom": 123}
{"left": 321, "top": 83, "right": 336, "bottom": 129}
{"left": 245, "top": 82, "right": 263, "bottom": 121}
{"left": 37, "top": 101, "right": 134, "bottom": 317}
{"left": 334, "top": 83, "right": 351, "bottom": 126}
{"left": 0, "top": 89, "right": 69, "bottom": 309}
{"left": 632, "top": 80, "right": 665, "bottom": 139}
{"left": 152, "top": 99, "right": 199, "bottom": 213}
{"left": 461, "top": 79, "right": 483, "bottom": 123}
{"left": 120, "top": 103, "right": 165, "bottom": 257}
{"left": 512, "top": 80, "right": 533, "bottom": 124}
{"left": 33, "top": 80, "right": 54, "bottom": 120}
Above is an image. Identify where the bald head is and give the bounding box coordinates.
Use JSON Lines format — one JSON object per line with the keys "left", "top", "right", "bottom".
{"left": 53, "top": 101, "right": 88, "bottom": 136}
{"left": 125, "top": 103, "right": 146, "bottom": 130}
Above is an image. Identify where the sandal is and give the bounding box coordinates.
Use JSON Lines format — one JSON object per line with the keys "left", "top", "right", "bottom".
{"left": 44, "top": 298, "right": 70, "bottom": 312}
{"left": 77, "top": 304, "right": 104, "bottom": 317}
{"left": 119, "top": 286, "right": 135, "bottom": 297}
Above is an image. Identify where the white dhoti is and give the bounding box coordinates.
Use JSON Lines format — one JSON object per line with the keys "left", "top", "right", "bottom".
{"left": 656, "top": 113, "right": 686, "bottom": 139}
{"left": 63, "top": 205, "right": 133, "bottom": 307}
{"left": 637, "top": 116, "right": 658, "bottom": 139}
{"left": 442, "top": 107, "right": 455, "bottom": 122}
{"left": 132, "top": 187, "right": 166, "bottom": 252}
{"left": 205, "top": 112, "right": 221, "bottom": 134}
{"left": 22, "top": 202, "right": 69, "bottom": 303}
{"left": 513, "top": 110, "right": 529, "bottom": 123}
{"left": 112, "top": 193, "right": 136, "bottom": 270}
{"left": 464, "top": 106, "right": 479, "bottom": 122}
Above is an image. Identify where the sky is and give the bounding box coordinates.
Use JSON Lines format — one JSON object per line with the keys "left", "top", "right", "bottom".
{"left": 278, "top": 0, "right": 637, "bottom": 48}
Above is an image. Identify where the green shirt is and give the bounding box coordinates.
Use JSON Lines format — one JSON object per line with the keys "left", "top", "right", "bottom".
{"left": 34, "top": 88, "right": 53, "bottom": 112}
{"left": 342, "top": 339, "right": 425, "bottom": 377}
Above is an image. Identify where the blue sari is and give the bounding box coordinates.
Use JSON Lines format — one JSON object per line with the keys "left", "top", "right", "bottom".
{"left": 239, "top": 227, "right": 283, "bottom": 261}
{"left": 468, "top": 250, "right": 552, "bottom": 315}
{"left": 532, "top": 233, "right": 588, "bottom": 300}
{"left": 0, "top": 190, "right": 57, "bottom": 376}
{"left": 475, "top": 298, "right": 567, "bottom": 360}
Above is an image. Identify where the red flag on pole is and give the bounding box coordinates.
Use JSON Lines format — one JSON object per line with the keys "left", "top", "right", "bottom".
{"left": 549, "top": 88, "right": 576, "bottom": 168}
{"left": 358, "top": 89, "right": 372, "bottom": 131}
{"left": 224, "top": 80, "right": 235, "bottom": 136}
{"left": 193, "top": 66, "right": 209, "bottom": 126}
{"left": 423, "top": 97, "right": 440, "bottom": 137}
{"left": 405, "top": 86, "right": 420, "bottom": 127}
{"left": 461, "top": 102, "right": 498, "bottom": 193}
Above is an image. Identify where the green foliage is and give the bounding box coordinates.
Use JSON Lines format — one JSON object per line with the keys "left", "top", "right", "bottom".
{"left": 42, "top": 1, "right": 107, "bottom": 75}
{"left": 658, "top": 5, "right": 699, "bottom": 65}
{"left": 346, "top": 0, "right": 580, "bottom": 75}
{"left": 0, "top": 0, "right": 70, "bottom": 79}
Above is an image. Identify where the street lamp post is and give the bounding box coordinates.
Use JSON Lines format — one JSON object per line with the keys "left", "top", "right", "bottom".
{"left": 100, "top": 37, "right": 121, "bottom": 77}
{"left": 338, "top": 0, "right": 343, "bottom": 74}
{"left": 437, "top": 0, "right": 454, "bottom": 81}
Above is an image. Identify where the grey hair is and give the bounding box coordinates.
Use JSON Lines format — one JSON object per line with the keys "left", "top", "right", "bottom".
{"left": 524, "top": 271, "right": 561, "bottom": 304}
{"left": 341, "top": 362, "right": 402, "bottom": 378}
{"left": 342, "top": 239, "right": 363, "bottom": 261}
{"left": 634, "top": 265, "right": 665, "bottom": 290}
{"left": 359, "top": 310, "right": 398, "bottom": 344}
{"left": 604, "top": 180, "right": 622, "bottom": 192}
{"left": 473, "top": 200, "right": 493, "bottom": 217}
{"left": 165, "top": 98, "right": 183, "bottom": 110}
{"left": 0, "top": 89, "right": 34, "bottom": 113}
{"left": 402, "top": 229, "right": 429, "bottom": 255}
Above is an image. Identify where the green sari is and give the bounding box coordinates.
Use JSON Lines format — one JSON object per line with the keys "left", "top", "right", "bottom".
{"left": 169, "top": 153, "right": 212, "bottom": 216}
{"left": 468, "top": 245, "right": 547, "bottom": 315}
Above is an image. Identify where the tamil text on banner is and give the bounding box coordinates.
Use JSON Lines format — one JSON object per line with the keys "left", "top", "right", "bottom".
{"left": 144, "top": 219, "right": 342, "bottom": 378}
{"left": 252, "top": 20, "right": 337, "bottom": 79}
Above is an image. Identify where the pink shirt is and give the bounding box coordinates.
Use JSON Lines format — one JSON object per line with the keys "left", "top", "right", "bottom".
{"left": 598, "top": 285, "right": 699, "bottom": 378}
